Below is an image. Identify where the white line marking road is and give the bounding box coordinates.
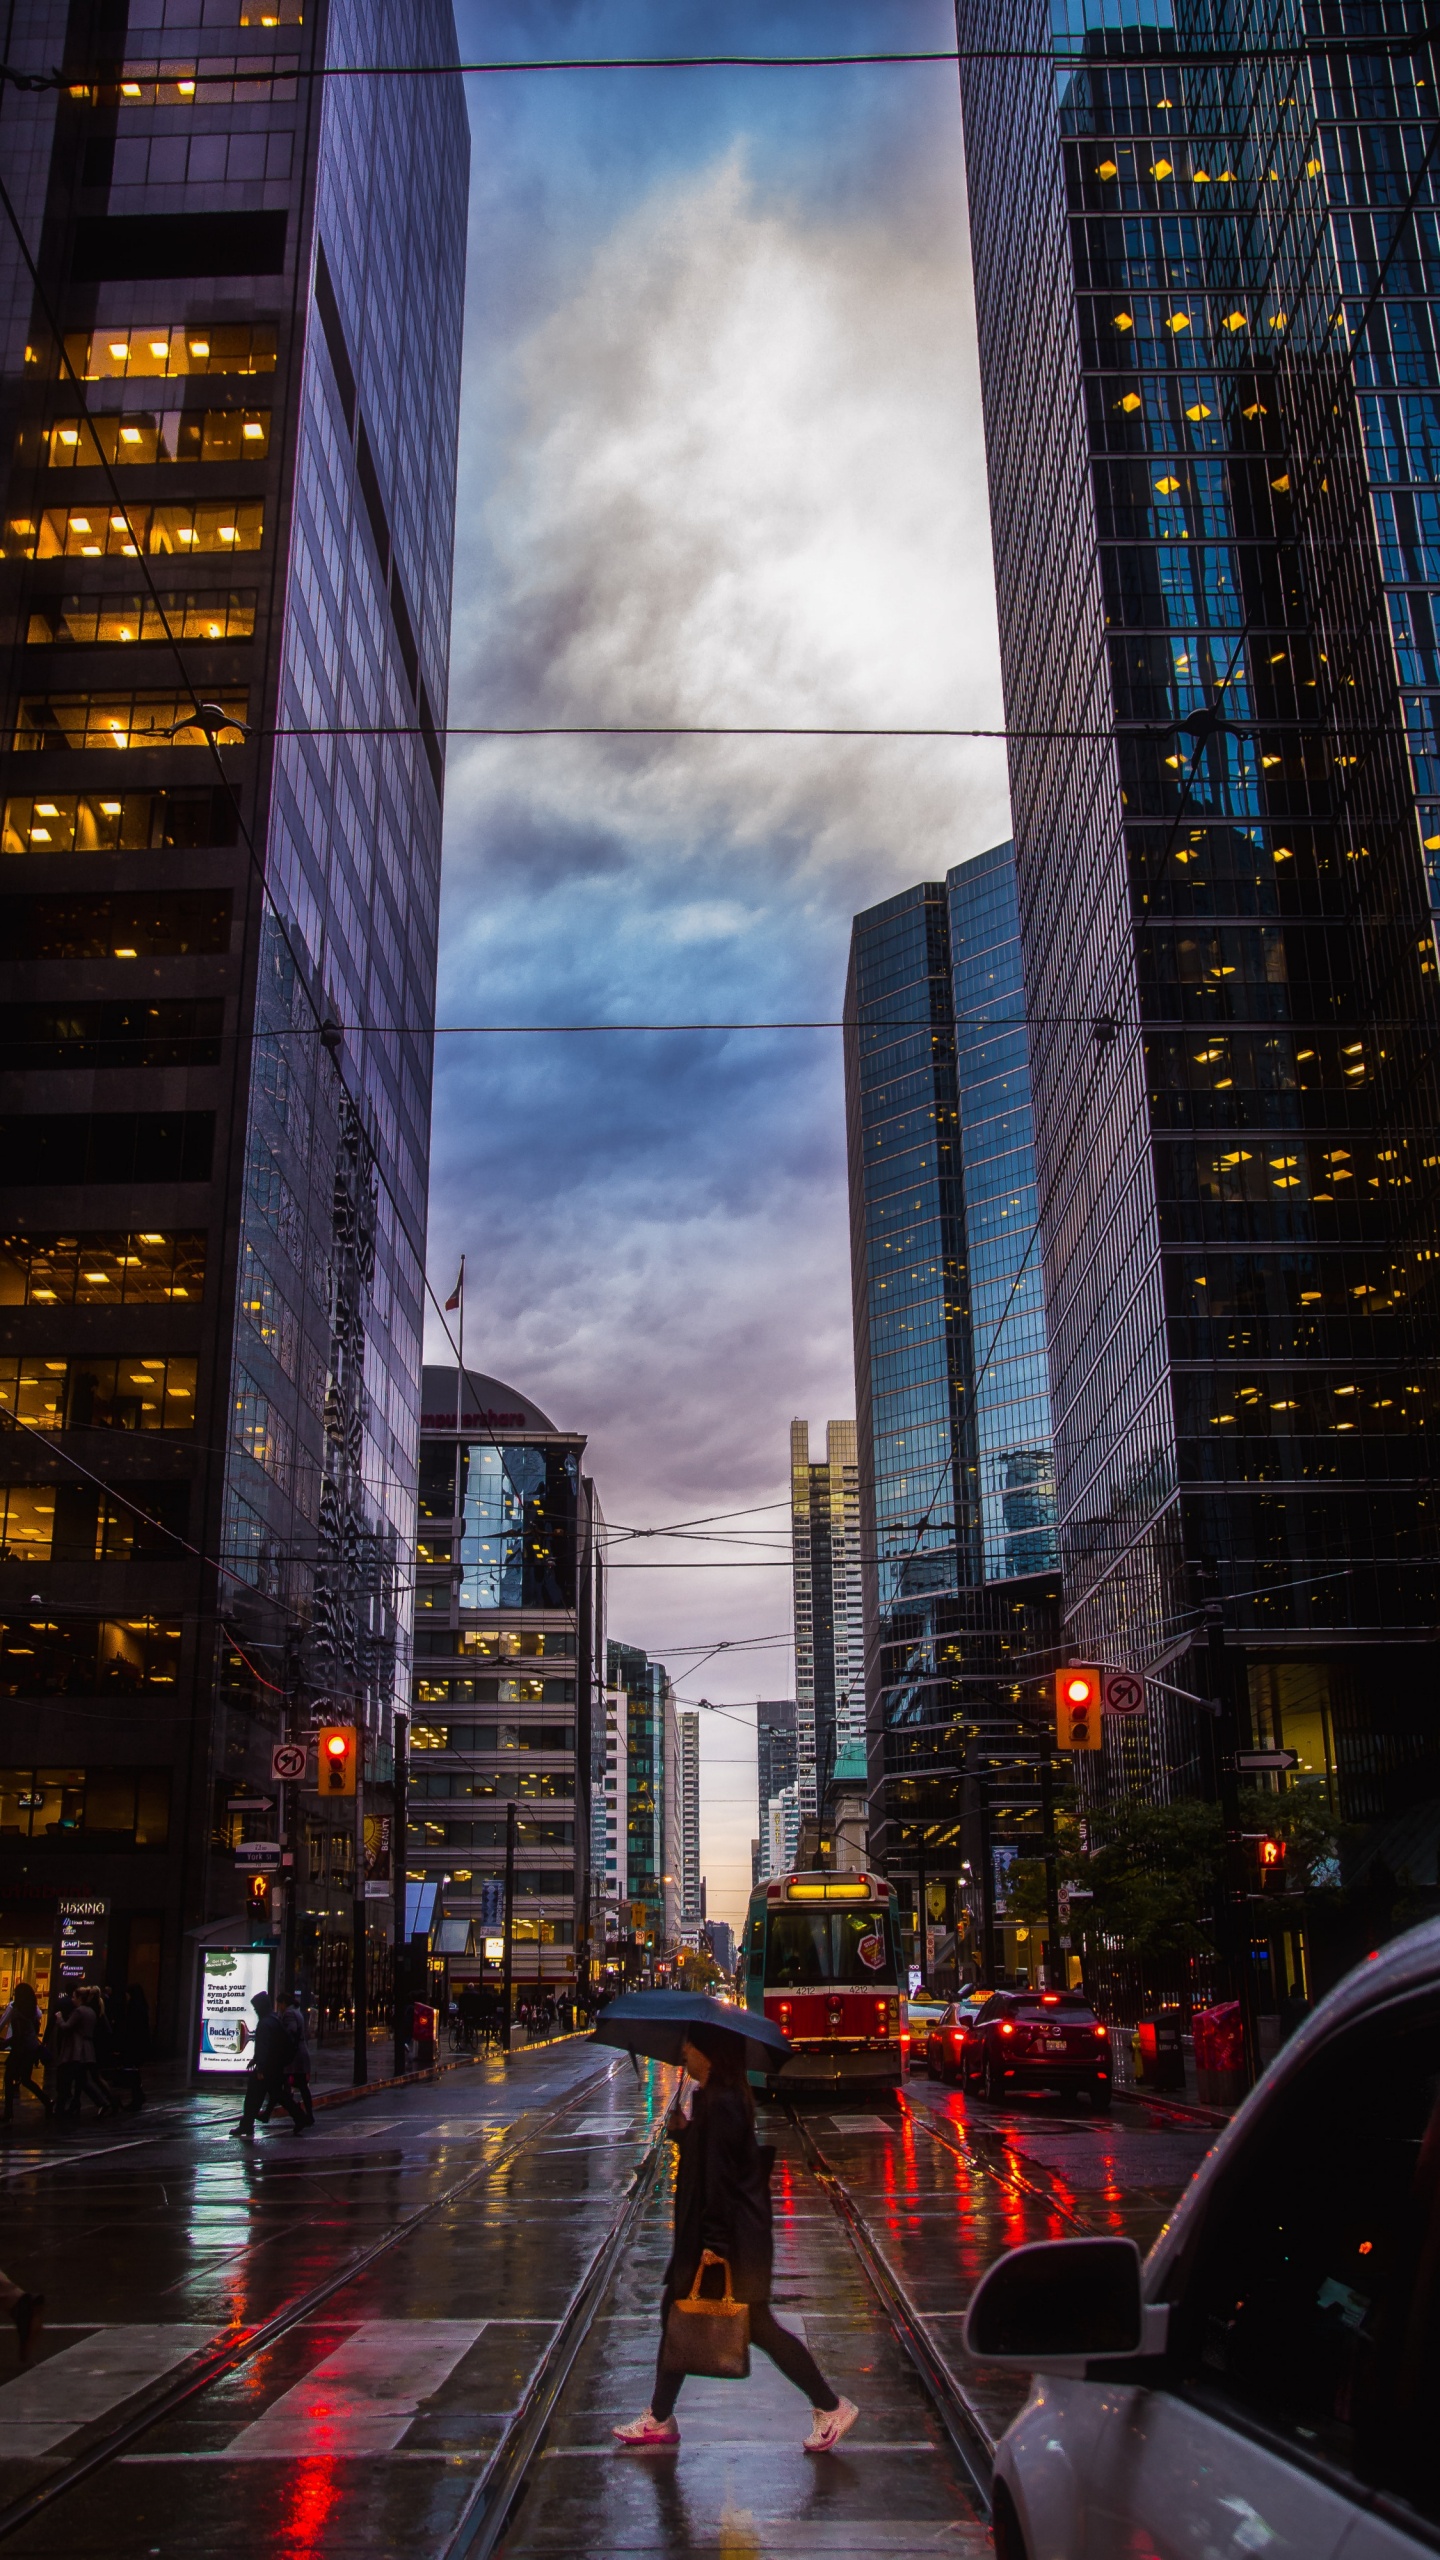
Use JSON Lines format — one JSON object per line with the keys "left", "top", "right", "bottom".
{"left": 220, "top": 2319, "right": 488, "bottom": 2456}
{"left": 0, "top": 2325, "right": 213, "bottom": 2456}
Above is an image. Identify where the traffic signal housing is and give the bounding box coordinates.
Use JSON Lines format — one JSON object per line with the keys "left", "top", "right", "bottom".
{"left": 319, "top": 1723, "right": 358, "bottom": 1794}
{"left": 1258, "top": 1835, "right": 1286, "bottom": 1876}
{"left": 1055, "top": 1665, "right": 1102, "bottom": 1751}
{"left": 246, "top": 1871, "right": 270, "bottom": 1915}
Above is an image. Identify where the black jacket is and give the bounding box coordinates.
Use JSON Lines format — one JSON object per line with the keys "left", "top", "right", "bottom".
{"left": 665, "top": 2083, "right": 776, "bottom": 2307}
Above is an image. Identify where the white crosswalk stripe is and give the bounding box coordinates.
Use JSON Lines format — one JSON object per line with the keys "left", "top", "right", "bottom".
{"left": 221, "top": 2319, "right": 487, "bottom": 2456}
{"left": 827, "top": 2115, "right": 893, "bottom": 2132}
{"left": 0, "top": 2325, "right": 212, "bottom": 2457}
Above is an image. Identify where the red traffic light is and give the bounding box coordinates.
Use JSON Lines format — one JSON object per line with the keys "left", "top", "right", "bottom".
{"left": 318, "top": 1724, "right": 357, "bottom": 1794}
{"left": 1055, "top": 1665, "right": 1102, "bottom": 1750}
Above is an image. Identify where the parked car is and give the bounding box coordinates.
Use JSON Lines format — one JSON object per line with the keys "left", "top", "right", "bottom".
{"left": 962, "top": 1989, "right": 1111, "bottom": 2111}
{"left": 924, "top": 1992, "right": 988, "bottom": 2083}
{"left": 964, "top": 1921, "right": 1440, "bottom": 2560}
{"left": 905, "top": 1994, "right": 947, "bottom": 2070}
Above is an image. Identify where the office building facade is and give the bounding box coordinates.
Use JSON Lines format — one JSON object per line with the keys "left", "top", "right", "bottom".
{"left": 590, "top": 1682, "right": 627, "bottom": 1956}
{"left": 845, "top": 856, "right": 1062, "bottom": 1974}
{"left": 957, "top": 1, "right": 1440, "bottom": 1838}
{"left": 606, "top": 1637, "right": 678, "bottom": 1967}
{"left": 0, "top": 4, "right": 466, "bottom": 2047}
{"left": 408, "top": 1368, "right": 603, "bottom": 1987}
{"left": 789, "top": 1418, "right": 865, "bottom": 1824}
{"left": 754, "top": 1693, "right": 797, "bottom": 1883}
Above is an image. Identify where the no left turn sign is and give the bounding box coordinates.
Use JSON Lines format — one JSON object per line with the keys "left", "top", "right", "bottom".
{"left": 271, "top": 1741, "right": 308, "bottom": 1782}
{"left": 1102, "top": 1669, "right": 1146, "bottom": 1718}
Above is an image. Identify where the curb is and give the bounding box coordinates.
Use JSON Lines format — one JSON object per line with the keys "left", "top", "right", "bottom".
{"left": 307, "top": 2028, "right": 596, "bottom": 2113}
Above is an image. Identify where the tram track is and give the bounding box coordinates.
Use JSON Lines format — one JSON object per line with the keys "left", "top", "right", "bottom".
{"left": 783, "top": 2104, "right": 996, "bottom": 2517}
{"left": 0, "top": 2055, "right": 629, "bottom": 2549}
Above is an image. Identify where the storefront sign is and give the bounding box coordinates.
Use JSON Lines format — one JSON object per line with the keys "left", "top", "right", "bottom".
{"left": 57, "top": 1896, "right": 108, "bottom": 1989}
{"left": 197, "top": 1947, "right": 272, "bottom": 2073}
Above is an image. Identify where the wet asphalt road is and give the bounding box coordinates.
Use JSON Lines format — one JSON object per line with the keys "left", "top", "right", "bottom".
{"left": 0, "top": 2049, "right": 1216, "bottom": 2558}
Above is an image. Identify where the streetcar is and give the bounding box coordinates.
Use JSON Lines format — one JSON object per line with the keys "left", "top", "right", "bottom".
{"left": 742, "top": 1868, "right": 908, "bottom": 2089}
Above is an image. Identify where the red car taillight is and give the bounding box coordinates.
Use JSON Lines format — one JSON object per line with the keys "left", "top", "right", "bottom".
{"left": 998, "top": 2021, "right": 1015, "bottom": 2038}
{"left": 1093, "top": 2024, "right": 1109, "bottom": 2041}
{"left": 950, "top": 2030, "right": 965, "bottom": 2047}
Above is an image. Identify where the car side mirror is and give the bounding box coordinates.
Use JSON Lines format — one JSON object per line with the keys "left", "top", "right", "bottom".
{"left": 963, "top": 2237, "right": 1168, "bottom": 2372}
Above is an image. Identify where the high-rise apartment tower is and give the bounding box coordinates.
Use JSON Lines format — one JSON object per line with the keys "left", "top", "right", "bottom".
{"left": 789, "top": 1419, "right": 865, "bottom": 1823}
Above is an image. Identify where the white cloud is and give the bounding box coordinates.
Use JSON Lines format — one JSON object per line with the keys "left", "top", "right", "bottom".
{"left": 432, "top": 143, "right": 1007, "bottom": 1922}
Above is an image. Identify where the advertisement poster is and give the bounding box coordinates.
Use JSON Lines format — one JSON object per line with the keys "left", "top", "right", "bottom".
{"left": 197, "top": 1947, "right": 272, "bottom": 2074}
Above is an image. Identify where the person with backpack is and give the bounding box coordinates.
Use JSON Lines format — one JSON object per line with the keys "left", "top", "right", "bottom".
{"left": 612, "top": 2020, "right": 858, "bottom": 2453}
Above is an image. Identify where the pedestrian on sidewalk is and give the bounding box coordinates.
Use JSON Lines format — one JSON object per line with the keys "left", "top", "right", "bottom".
{"left": 613, "top": 2022, "right": 858, "bottom": 2454}
{"left": 1, "top": 1983, "right": 51, "bottom": 2124}
{"left": 0, "top": 2265, "right": 43, "bottom": 2362}
{"left": 230, "top": 1992, "right": 307, "bottom": 2138}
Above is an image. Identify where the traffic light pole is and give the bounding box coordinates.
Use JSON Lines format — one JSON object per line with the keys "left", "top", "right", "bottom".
{"left": 352, "top": 1752, "right": 367, "bottom": 2087}
{"left": 281, "top": 1624, "right": 302, "bottom": 2005}
{"left": 502, "top": 1798, "right": 516, "bottom": 2051}
{"left": 392, "top": 1709, "right": 408, "bottom": 2078}
{"left": 1206, "top": 1605, "right": 1261, "bottom": 2088}
{"left": 1039, "top": 1752, "right": 1062, "bottom": 1988}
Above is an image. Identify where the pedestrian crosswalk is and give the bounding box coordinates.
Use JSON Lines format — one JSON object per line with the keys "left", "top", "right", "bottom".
{"left": 0, "top": 2325, "right": 212, "bottom": 2458}
{"left": 222, "top": 2320, "right": 487, "bottom": 2456}
{"left": 0, "top": 2320, "right": 502, "bottom": 2465}
{"left": 827, "top": 2115, "right": 893, "bottom": 2132}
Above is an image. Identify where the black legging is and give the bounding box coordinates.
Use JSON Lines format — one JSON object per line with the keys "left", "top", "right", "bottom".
{"left": 651, "top": 2290, "right": 839, "bottom": 2421}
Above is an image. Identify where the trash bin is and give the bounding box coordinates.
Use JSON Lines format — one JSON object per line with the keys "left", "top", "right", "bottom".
{"left": 1133, "top": 2010, "right": 1186, "bottom": 2092}
{"left": 1192, "top": 2000, "right": 1245, "bottom": 2107}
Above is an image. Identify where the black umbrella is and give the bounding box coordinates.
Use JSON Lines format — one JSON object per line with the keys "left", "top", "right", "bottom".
{"left": 592, "top": 1989, "right": 792, "bottom": 2076}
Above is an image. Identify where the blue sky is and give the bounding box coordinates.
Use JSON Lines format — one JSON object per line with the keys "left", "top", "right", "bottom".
{"left": 429, "top": 0, "right": 1009, "bottom": 1923}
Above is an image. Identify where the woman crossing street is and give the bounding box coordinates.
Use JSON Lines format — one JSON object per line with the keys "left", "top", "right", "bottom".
{"left": 612, "top": 2020, "right": 858, "bottom": 2454}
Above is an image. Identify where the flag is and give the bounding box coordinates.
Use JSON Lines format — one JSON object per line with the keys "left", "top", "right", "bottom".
{"left": 445, "top": 1257, "right": 464, "bottom": 1312}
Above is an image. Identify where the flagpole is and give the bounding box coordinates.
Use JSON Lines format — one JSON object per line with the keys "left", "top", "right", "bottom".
{"left": 453, "top": 1254, "right": 465, "bottom": 1444}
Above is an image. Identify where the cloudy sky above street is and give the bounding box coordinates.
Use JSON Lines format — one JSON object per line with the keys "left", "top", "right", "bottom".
{"left": 430, "top": 0, "right": 1009, "bottom": 1923}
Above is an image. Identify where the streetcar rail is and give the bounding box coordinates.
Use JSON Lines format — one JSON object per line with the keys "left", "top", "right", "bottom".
{"left": 0, "top": 2059, "right": 624, "bottom": 2546}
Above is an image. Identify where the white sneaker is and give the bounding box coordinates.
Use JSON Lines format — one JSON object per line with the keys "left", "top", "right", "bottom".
{"left": 612, "top": 2409, "right": 680, "bottom": 2448}
{"left": 804, "top": 2396, "right": 859, "bottom": 2453}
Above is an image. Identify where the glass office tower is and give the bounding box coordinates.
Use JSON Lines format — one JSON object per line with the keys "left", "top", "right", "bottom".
{"left": 949, "top": 845, "right": 1061, "bottom": 1582}
{"left": 845, "top": 858, "right": 1062, "bottom": 1977}
{"left": 956, "top": 0, "right": 1440, "bottom": 1833}
{"left": 0, "top": 3, "right": 467, "bottom": 2048}
{"left": 410, "top": 1368, "right": 603, "bottom": 1992}
{"left": 607, "top": 1638, "right": 678, "bottom": 1973}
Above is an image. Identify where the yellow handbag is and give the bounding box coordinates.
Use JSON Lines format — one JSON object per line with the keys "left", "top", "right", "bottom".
{"left": 661, "top": 2250, "right": 751, "bottom": 2378}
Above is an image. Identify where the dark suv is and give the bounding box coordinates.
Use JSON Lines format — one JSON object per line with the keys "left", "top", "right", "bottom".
{"left": 963, "top": 1990, "right": 1111, "bottom": 2111}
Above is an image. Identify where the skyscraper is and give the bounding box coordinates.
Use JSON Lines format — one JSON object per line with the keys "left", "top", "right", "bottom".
{"left": 607, "top": 1637, "right": 677, "bottom": 1967}
{"left": 957, "top": 3, "right": 1440, "bottom": 1845}
{"left": 677, "top": 1704, "right": 701, "bottom": 1930}
{"left": 409, "top": 1367, "right": 602, "bottom": 1991}
{"left": 845, "top": 849, "right": 1062, "bottom": 1971}
{"left": 0, "top": 7, "right": 467, "bottom": 2047}
{"left": 789, "top": 1418, "right": 865, "bottom": 1825}
{"left": 754, "top": 1694, "right": 797, "bottom": 1881}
